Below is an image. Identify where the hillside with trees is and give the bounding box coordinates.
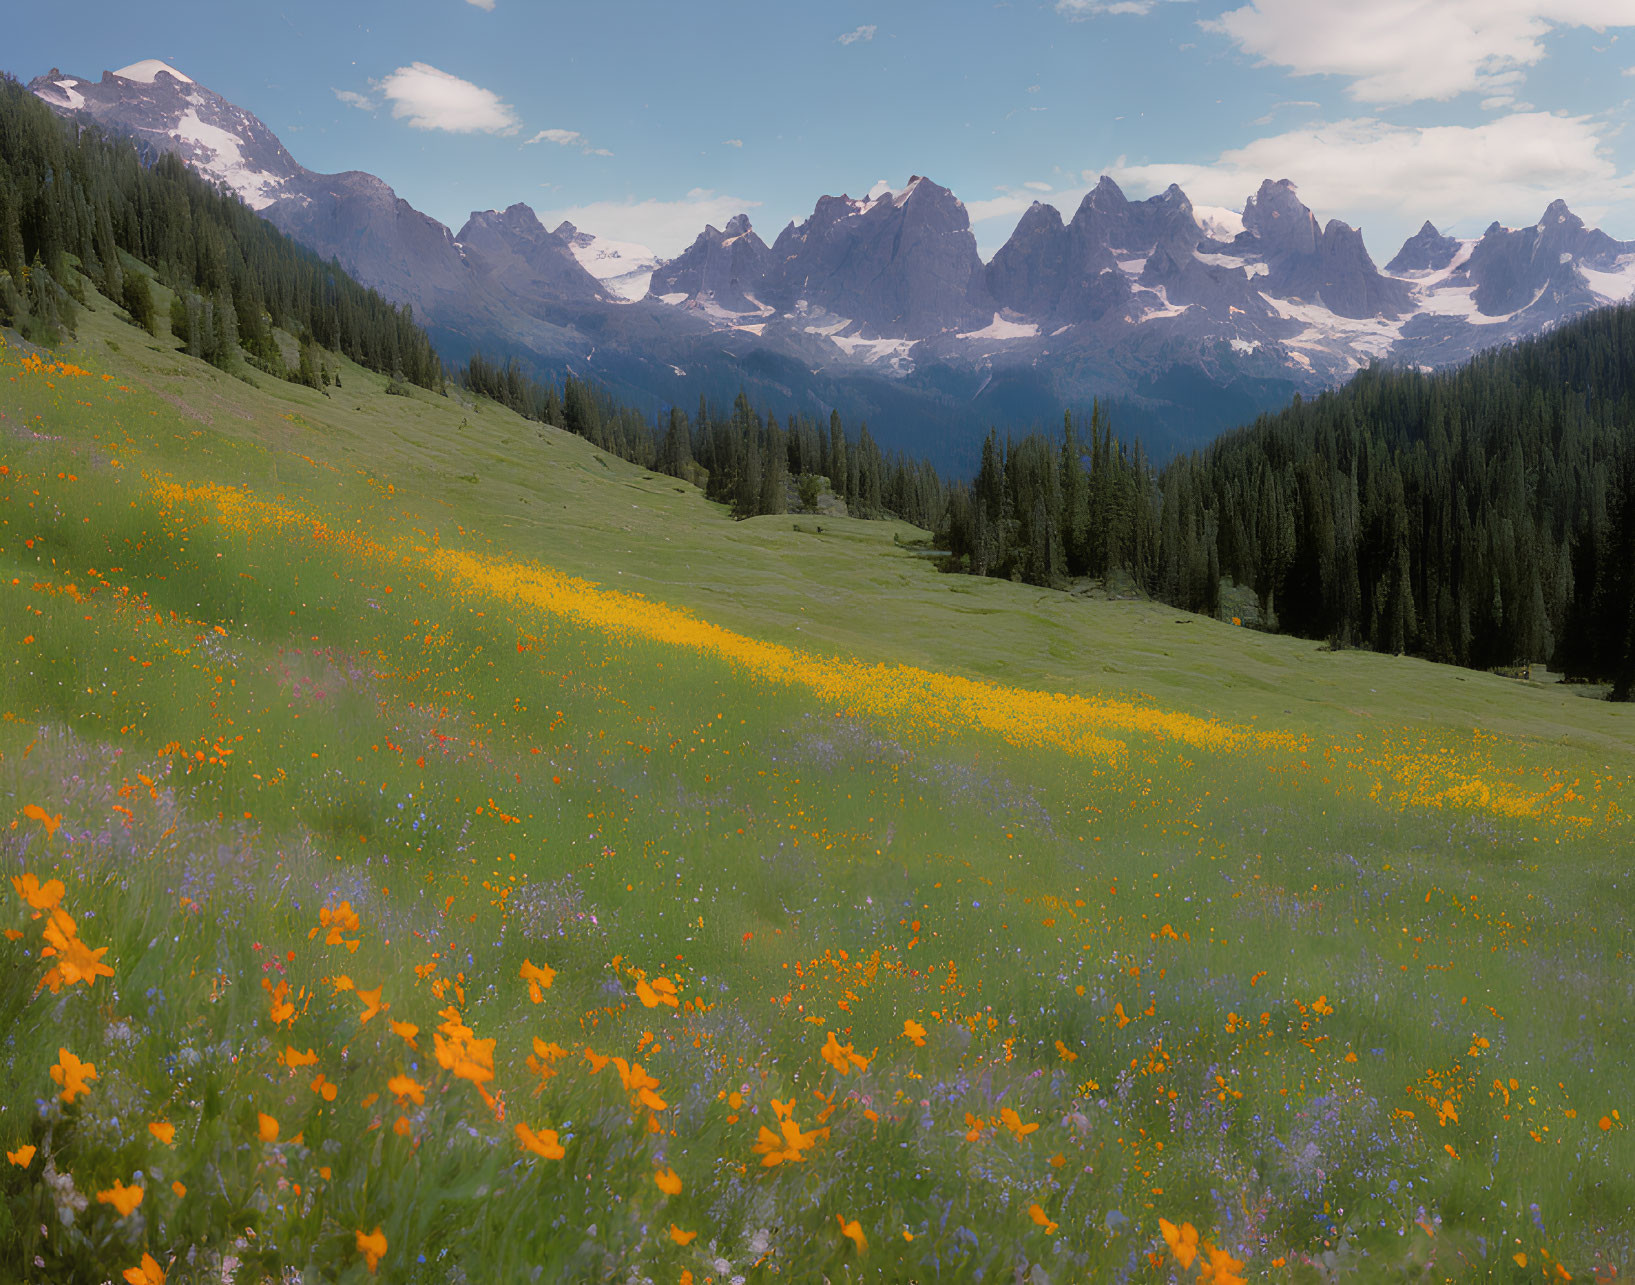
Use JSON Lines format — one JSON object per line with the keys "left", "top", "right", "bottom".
{"left": 931, "top": 307, "right": 1635, "bottom": 696}
{"left": 0, "top": 75, "right": 441, "bottom": 388}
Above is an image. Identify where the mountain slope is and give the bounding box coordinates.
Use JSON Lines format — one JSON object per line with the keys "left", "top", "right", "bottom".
{"left": 29, "top": 62, "right": 1635, "bottom": 469}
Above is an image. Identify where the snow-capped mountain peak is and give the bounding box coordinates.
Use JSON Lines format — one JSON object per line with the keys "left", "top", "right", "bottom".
{"left": 30, "top": 61, "right": 299, "bottom": 211}
{"left": 112, "top": 59, "right": 193, "bottom": 84}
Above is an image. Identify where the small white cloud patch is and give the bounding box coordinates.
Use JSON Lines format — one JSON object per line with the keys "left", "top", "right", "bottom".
{"left": 465, "top": 0, "right": 496, "bottom": 8}
{"left": 334, "top": 88, "right": 375, "bottom": 111}
{"left": 1057, "top": 0, "right": 1185, "bottom": 16}
{"left": 376, "top": 62, "right": 519, "bottom": 134}
{"left": 524, "top": 128, "right": 610, "bottom": 156}
{"left": 723, "top": 138, "right": 744, "bottom": 148}
{"left": 838, "top": 24, "right": 877, "bottom": 44}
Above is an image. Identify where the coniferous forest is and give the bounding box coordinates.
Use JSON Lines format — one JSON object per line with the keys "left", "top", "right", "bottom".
{"left": 3, "top": 70, "right": 1631, "bottom": 694}
{"left": 0, "top": 76, "right": 441, "bottom": 388}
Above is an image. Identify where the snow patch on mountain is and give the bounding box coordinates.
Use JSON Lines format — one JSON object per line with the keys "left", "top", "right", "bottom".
{"left": 113, "top": 60, "right": 193, "bottom": 84}
{"left": 172, "top": 108, "right": 284, "bottom": 209}
{"left": 957, "top": 313, "right": 1040, "bottom": 341}
{"left": 50, "top": 80, "right": 85, "bottom": 108}
{"left": 1581, "top": 254, "right": 1635, "bottom": 305}
{"left": 1263, "top": 293, "right": 1406, "bottom": 362}
{"left": 1133, "top": 285, "right": 1190, "bottom": 321}
{"left": 561, "top": 229, "right": 662, "bottom": 302}
{"left": 1196, "top": 251, "right": 1269, "bottom": 278}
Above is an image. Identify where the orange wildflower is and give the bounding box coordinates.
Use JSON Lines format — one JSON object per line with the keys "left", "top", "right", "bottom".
{"left": 515, "top": 1122, "right": 565, "bottom": 1159}
{"left": 257, "top": 1112, "right": 280, "bottom": 1143}
{"left": 999, "top": 1107, "right": 1038, "bottom": 1139}
{"left": 50, "top": 1048, "right": 97, "bottom": 1103}
{"left": 12, "top": 872, "right": 64, "bottom": 911}
{"left": 636, "top": 975, "right": 679, "bottom": 1009}
{"left": 1160, "top": 1219, "right": 1199, "bottom": 1271}
{"left": 96, "top": 1178, "right": 145, "bottom": 1217}
{"left": 654, "top": 1166, "right": 682, "bottom": 1196}
{"left": 20, "top": 805, "right": 62, "bottom": 838}
{"left": 670, "top": 1224, "right": 697, "bottom": 1246}
{"left": 7, "top": 1144, "right": 36, "bottom": 1167}
{"left": 312, "top": 901, "right": 361, "bottom": 950}
{"left": 122, "top": 1254, "right": 166, "bottom": 1285}
{"left": 267, "top": 980, "right": 295, "bottom": 1027}
{"left": 148, "top": 1121, "right": 176, "bottom": 1145}
{"left": 388, "top": 1074, "right": 426, "bottom": 1106}
{"left": 1029, "top": 1203, "right": 1058, "bottom": 1235}
{"left": 356, "top": 985, "right": 386, "bottom": 1023}
{"left": 837, "top": 1215, "right": 867, "bottom": 1255}
{"left": 519, "top": 958, "right": 555, "bottom": 1002}
{"left": 820, "top": 1030, "right": 869, "bottom": 1075}
{"left": 902, "top": 1018, "right": 927, "bottom": 1046}
{"left": 356, "top": 1227, "right": 387, "bottom": 1274}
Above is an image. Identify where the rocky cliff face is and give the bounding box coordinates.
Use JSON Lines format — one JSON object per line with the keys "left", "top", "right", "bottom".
{"left": 455, "top": 204, "right": 608, "bottom": 308}
{"left": 647, "top": 214, "right": 774, "bottom": 315}
{"left": 1386, "top": 221, "right": 1461, "bottom": 274}
{"left": 759, "top": 177, "right": 994, "bottom": 336}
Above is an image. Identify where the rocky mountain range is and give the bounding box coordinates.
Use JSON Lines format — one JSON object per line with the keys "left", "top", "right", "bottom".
{"left": 28, "top": 61, "right": 1635, "bottom": 467}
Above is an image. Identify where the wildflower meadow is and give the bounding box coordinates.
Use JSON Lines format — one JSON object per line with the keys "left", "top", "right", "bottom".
{"left": 1, "top": 299, "right": 1632, "bottom": 1282}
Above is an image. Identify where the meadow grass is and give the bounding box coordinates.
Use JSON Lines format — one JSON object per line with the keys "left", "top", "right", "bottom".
{"left": 0, "top": 294, "right": 1631, "bottom": 1282}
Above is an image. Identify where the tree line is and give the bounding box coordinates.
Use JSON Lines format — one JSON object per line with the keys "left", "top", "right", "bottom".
{"left": 0, "top": 75, "right": 442, "bottom": 388}
{"left": 459, "top": 353, "right": 947, "bottom": 528}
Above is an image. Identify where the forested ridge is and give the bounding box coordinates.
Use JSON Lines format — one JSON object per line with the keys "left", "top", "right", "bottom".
{"left": 935, "top": 307, "right": 1635, "bottom": 694}
{"left": 0, "top": 75, "right": 441, "bottom": 387}
{"left": 1164, "top": 306, "right": 1635, "bottom": 691}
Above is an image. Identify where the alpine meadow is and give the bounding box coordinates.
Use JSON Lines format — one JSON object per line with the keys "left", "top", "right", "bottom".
{"left": 4, "top": 6, "right": 1635, "bottom": 1285}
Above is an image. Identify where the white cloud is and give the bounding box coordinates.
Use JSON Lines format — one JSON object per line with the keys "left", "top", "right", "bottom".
{"left": 334, "top": 88, "right": 375, "bottom": 111}
{"left": 1057, "top": 0, "right": 1189, "bottom": 16}
{"left": 1250, "top": 98, "right": 1321, "bottom": 125}
{"left": 465, "top": 0, "right": 496, "bottom": 8}
{"left": 838, "top": 24, "right": 877, "bottom": 44}
{"left": 537, "top": 190, "right": 762, "bottom": 259}
{"left": 1024, "top": 180, "right": 1054, "bottom": 192}
{"left": 524, "top": 127, "right": 612, "bottom": 156}
{"left": 723, "top": 138, "right": 744, "bottom": 148}
{"left": 376, "top": 63, "right": 519, "bottom": 134}
{"left": 1209, "top": 0, "right": 1635, "bottom": 105}
{"left": 1108, "top": 112, "right": 1635, "bottom": 238}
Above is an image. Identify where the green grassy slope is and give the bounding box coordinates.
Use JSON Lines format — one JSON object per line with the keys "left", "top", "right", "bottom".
{"left": 1, "top": 287, "right": 1631, "bottom": 1283}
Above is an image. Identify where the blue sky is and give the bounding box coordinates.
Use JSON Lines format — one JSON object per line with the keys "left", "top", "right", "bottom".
{"left": 12, "top": 1, "right": 1635, "bottom": 261}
